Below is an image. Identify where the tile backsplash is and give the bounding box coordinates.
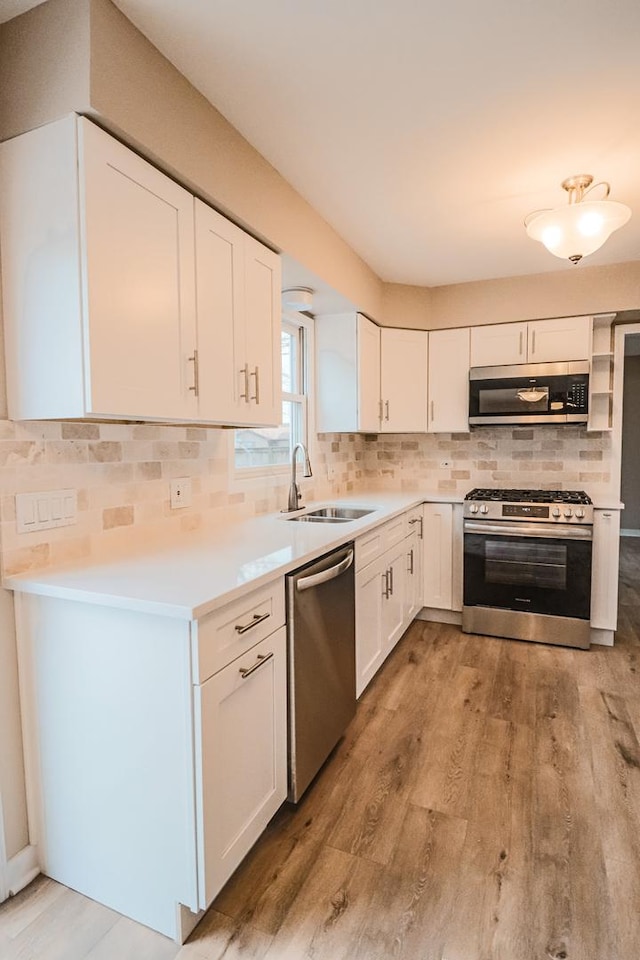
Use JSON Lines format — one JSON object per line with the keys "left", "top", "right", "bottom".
{"left": 0, "top": 419, "right": 366, "bottom": 577}
{"left": 357, "top": 425, "right": 612, "bottom": 496}
{"left": 0, "top": 418, "right": 611, "bottom": 577}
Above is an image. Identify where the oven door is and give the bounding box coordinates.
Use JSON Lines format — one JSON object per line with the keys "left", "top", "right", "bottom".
{"left": 463, "top": 520, "right": 592, "bottom": 620}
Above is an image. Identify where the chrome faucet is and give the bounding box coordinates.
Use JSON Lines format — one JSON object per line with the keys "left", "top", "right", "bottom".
{"left": 283, "top": 442, "right": 313, "bottom": 512}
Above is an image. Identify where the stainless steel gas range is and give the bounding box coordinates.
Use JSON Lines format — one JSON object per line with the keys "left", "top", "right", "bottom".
{"left": 462, "top": 488, "right": 593, "bottom": 649}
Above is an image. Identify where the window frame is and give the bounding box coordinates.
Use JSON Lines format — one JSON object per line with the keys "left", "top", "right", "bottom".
{"left": 230, "top": 310, "right": 315, "bottom": 484}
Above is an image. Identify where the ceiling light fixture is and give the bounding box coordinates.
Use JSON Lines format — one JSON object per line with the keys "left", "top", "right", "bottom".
{"left": 524, "top": 174, "right": 631, "bottom": 264}
{"left": 282, "top": 286, "right": 314, "bottom": 311}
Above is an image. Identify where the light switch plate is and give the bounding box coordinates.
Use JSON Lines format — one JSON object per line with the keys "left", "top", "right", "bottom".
{"left": 16, "top": 489, "right": 77, "bottom": 534}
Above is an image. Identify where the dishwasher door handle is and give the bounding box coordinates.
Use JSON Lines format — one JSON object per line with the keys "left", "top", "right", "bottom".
{"left": 296, "top": 549, "right": 354, "bottom": 592}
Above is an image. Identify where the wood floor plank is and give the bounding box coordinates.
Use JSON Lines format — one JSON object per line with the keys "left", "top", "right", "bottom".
{"left": 352, "top": 804, "right": 468, "bottom": 960}
{"left": 530, "top": 675, "right": 615, "bottom": 960}
{"left": 181, "top": 910, "right": 272, "bottom": 960}
{"left": 488, "top": 640, "right": 536, "bottom": 727}
{"left": 0, "top": 876, "right": 66, "bottom": 941}
{"left": 2, "top": 887, "right": 119, "bottom": 960}
{"left": 410, "top": 663, "right": 495, "bottom": 818}
{"left": 84, "top": 915, "right": 180, "bottom": 960}
{"left": 578, "top": 685, "right": 640, "bottom": 868}
{"left": 261, "top": 846, "right": 381, "bottom": 960}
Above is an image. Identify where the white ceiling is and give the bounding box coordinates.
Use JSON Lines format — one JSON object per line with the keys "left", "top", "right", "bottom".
{"left": 4, "top": 0, "right": 640, "bottom": 287}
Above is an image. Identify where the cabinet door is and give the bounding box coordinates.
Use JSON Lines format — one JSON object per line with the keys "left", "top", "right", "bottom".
{"left": 380, "top": 328, "right": 428, "bottom": 432}
{"left": 357, "top": 314, "right": 382, "bottom": 432}
{"left": 404, "top": 528, "right": 423, "bottom": 624}
{"left": 470, "top": 322, "right": 527, "bottom": 367}
{"left": 355, "top": 556, "right": 386, "bottom": 697}
{"left": 79, "top": 118, "right": 197, "bottom": 420}
{"left": 243, "top": 235, "right": 282, "bottom": 426}
{"left": 194, "top": 629, "right": 287, "bottom": 908}
{"left": 591, "top": 510, "right": 621, "bottom": 630}
{"left": 423, "top": 503, "right": 453, "bottom": 609}
{"left": 428, "top": 328, "right": 470, "bottom": 433}
{"left": 195, "top": 200, "right": 245, "bottom": 423}
{"left": 527, "top": 316, "right": 591, "bottom": 363}
{"left": 382, "top": 544, "right": 406, "bottom": 656}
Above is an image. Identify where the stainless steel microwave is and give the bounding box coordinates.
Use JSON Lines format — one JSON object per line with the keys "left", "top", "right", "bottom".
{"left": 469, "top": 361, "right": 589, "bottom": 425}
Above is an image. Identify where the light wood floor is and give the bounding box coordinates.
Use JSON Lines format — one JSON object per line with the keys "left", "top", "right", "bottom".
{"left": 2, "top": 539, "right": 639, "bottom": 959}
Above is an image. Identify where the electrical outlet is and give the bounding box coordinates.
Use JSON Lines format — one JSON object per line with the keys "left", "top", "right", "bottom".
{"left": 439, "top": 460, "right": 452, "bottom": 468}
{"left": 170, "top": 477, "right": 192, "bottom": 509}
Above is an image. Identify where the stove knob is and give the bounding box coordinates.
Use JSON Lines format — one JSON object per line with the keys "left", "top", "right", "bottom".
{"left": 564, "top": 508, "right": 573, "bottom": 518}
{"left": 480, "top": 504, "right": 489, "bottom": 515}
{"left": 575, "top": 508, "right": 585, "bottom": 520}
{"left": 469, "top": 504, "right": 479, "bottom": 514}
{"left": 552, "top": 507, "right": 561, "bottom": 518}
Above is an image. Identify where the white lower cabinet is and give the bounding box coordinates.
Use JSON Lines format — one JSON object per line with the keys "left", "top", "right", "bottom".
{"left": 14, "top": 577, "right": 287, "bottom": 943}
{"left": 355, "top": 507, "right": 425, "bottom": 697}
{"left": 423, "top": 503, "right": 454, "bottom": 609}
{"left": 591, "top": 509, "right": 621, "bottom": 632}
{"left": 195, "top": 629, "right": 287, "bottom": 908}
{"left": 404, "top": 526, "right": 423, "bottom": 622}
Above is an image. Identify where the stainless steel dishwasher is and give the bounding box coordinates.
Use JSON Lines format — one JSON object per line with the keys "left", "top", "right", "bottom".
{"left": 286, "top": 542, "right": 356, "bottom": 802}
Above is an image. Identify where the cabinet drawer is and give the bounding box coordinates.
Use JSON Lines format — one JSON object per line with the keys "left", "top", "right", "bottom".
{"left": 356, "top": 514, "right": 407, "bottom": 571}
{"left": 192, "top": 579, "right": 285, "bottom": 683}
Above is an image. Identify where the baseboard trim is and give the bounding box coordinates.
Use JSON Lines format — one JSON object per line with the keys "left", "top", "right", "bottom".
{"left": 416, "top": 608, "right": 462, "bottom": 626}
{"left": 2, "top": 844, "right": 39, "bottom": 901}
{"left": 620, "top": 528, "right": 640, "bottom": 538}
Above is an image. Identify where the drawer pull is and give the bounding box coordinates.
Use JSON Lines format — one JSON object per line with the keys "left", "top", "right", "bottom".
{"left": 239, "top": 651, "right": 273, "bottom": 679}
{"left": 234, "top": 611, "right": 270, "bottom": 634}
{"left": 409, "top": 516, "right": 424, "bottom": 539}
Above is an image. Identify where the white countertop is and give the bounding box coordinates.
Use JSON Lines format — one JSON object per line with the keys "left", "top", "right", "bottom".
{"left": 7, "top": 491, "right": 460, "bottom": 620}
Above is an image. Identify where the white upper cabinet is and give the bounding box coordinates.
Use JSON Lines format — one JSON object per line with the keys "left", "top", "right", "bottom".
{"left": 195, "top": 202, "right": 281, "bottom": 426}
{"left": 357, "top": 314, "right": 383, "bottom": 432}
{"left": 527, "top": 315, "right": 591, "bottom": 363}
{"left": 0, "top": 115, "right": 281, "bottom": 426}
{"left": 427, "top": 327, "right": 470, "bottom": 433}
{"left": 469, "top": 321, "right": 527, "bottom": 367}
{"left": 380, "top": 328, "right": 428, "bottom": 432}
{"left": 470, "top": 316, "right": 592, "bottom": 367}
{"left": 316, "top": 315, "right": 428, "bottom": 433}
{"left": 1, "top": 115, "right": 198, "bottom": 421}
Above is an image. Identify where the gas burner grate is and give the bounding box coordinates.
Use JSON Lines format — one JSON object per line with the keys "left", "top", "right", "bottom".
{"left": 465, "top": 488, "right": 592, "bottom": 505}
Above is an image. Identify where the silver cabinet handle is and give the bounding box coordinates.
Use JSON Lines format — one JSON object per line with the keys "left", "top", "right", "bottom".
{"left": 384, "top": 400, "right": 390, "bottom": 421}
{"left": 239, "top": 651, "right": 273, "bottom": 679}
{"left": 409, "top": 516, "right": 423, "bottom": 539}
{"left": 408, "top": 548, "right": 414, "bottom": 575}
{"left": 234, "top": 611, "right": 270, "bottom": 634}
{"left": 382, "top": 570, "right": 390, "bottom": 599}
{"left": 188, "top": 349, "right": 199, "bottom": 396}
{"left": 250, "top": 366, "right": 260, "bottom": 404}
{"left": 430, "top": 400, "right": 435, "bottom": 424}
{"left": 602, "top": 512, "right": 612, "bottom": 519}
{"left": 531, "top": 329, "right": 536, "bottom": 355}
{"left": 296, "top": 549, "right": 354, "bottom": 592}
{"left": 388, "top": 565, "right": 394, "bottom": 596}
{"left": 519, "top": 331, "right": 524, "bottom": 356}
{"left": 239, "top": 365, "right": 250, "bottom": 403}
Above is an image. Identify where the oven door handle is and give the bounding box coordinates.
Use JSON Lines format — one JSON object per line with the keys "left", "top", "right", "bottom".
{"left": 463, "top": 520, "right": 592, "bottom": 541}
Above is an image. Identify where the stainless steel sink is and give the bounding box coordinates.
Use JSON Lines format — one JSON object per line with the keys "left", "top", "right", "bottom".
{"left": 286, "top": 506, "right": 374, "bottom": 523}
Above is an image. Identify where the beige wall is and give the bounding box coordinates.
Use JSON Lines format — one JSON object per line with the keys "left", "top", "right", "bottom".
{"left": 429, "top": 261, "right": 640, "bottom": 330}
{"left": 380, "top": 283, "right": 433, "bottom": 329}
{"left": 0, "top": 0, "right": 91, "bottom": 140}
{"left": 621, "top": 355, "right": 640, "bottom": 531}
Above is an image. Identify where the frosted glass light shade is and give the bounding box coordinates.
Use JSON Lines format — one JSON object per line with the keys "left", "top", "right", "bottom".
{"left": 525, "top": 199, "right": 631, "bottom": 262}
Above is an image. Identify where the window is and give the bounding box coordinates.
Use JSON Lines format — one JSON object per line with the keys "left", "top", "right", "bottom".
{"left": 234, "top": 316, "right": 311, "bottom": 473}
